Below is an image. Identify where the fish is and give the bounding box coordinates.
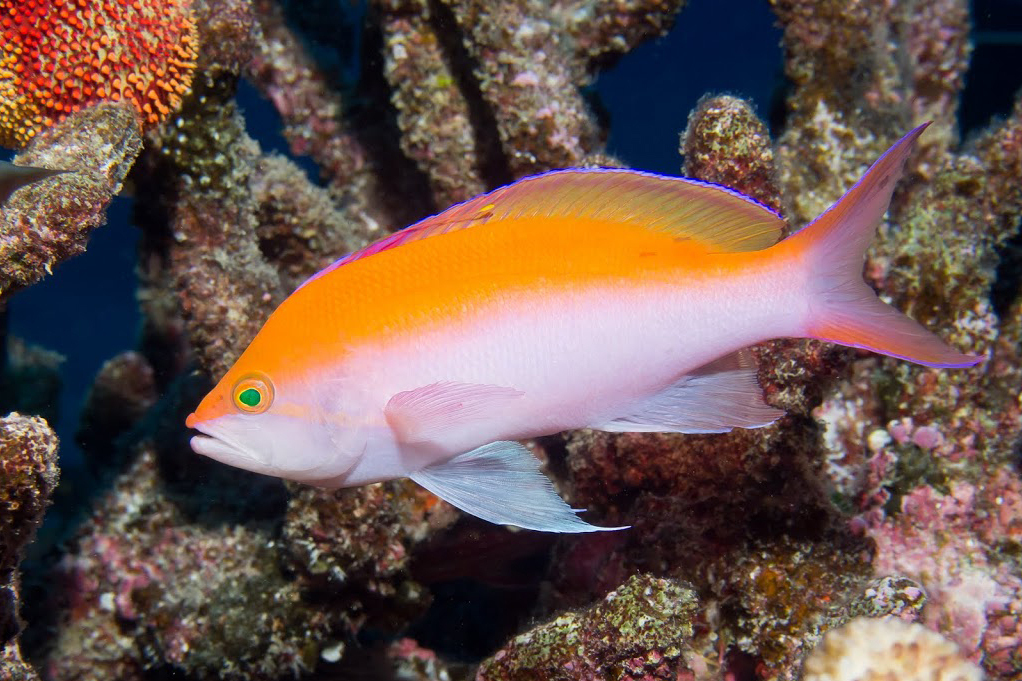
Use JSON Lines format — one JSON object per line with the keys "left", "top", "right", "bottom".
{"left": 0, "top": 160, "right": 67, "bottom": 206}
{"left": 185, "top": 124, "right": 981, "bottom": 533}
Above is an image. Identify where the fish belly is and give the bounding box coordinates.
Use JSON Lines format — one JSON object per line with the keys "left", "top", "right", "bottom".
{"left": 351, "top": 274, "right": 803, "bottom": 458}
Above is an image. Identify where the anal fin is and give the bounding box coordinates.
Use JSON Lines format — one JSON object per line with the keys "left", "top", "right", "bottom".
{"left": 591, "top": 350, "right": 783, "bottom": 434}
{"left": 410, "top": 441, "right": 626, "bottom": 533}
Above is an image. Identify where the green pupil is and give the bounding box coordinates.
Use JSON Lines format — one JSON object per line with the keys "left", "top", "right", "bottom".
{"left": 238, "top": 387, "right": 262, "bottom": 408}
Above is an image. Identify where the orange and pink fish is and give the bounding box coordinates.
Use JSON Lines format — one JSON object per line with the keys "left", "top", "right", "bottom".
{"left": 186, "top": 124, "right": 980, "bottom": 532}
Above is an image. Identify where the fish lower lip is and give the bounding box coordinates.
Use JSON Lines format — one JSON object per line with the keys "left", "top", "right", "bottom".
{"left": 188, "top": 424, "right": 272, "bottom": 466}
{"left": 189, "top": 434, "right": 229, "bottom": 458}
{"left": 189, "top": 433, "right": 254, "bottom": 462}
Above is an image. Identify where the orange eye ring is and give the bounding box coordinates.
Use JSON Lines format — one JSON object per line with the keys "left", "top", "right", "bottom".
{"left": 232, "top": 373, "right": 274, "bottom": 414}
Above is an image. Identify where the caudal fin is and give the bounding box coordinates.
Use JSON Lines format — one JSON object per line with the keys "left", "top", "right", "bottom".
{"left": 786, "top": 123, "right": 983, "bottom": 368}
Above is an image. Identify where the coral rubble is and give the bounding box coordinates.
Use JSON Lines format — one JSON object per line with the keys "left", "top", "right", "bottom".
{"left": 477, "top": 574, "right": 700, "bottom": 681}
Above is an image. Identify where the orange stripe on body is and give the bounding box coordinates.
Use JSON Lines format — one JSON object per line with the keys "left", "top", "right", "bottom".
{"left": 236, "top": 216, "right": 776, "bottom": 375}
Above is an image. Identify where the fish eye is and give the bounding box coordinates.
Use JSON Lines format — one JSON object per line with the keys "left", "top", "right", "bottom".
{"left": 232, "top": 373, "right": 274, "bottom": 414}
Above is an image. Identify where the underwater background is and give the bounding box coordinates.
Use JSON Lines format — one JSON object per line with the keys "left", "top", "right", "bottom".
{"left": 2, "top": 0, "right": 1022, "bottom": 679}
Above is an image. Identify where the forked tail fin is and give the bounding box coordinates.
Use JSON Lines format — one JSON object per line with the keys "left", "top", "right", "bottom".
{"left": 784, "top": 123, "right": 983, "bottom": 368}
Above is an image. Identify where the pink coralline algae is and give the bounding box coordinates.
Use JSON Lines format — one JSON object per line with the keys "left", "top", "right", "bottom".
{"left": 1, "top": 1, "right": 1021, "bottom": 681}
{"left": 44, "top": 444, "right": 438, "bottom": 680}
{"left": 46, "top": 448, "right": 321, "bottom": 680}
{"left": 863, "top": 472, "right": 1022, "bottom": 672}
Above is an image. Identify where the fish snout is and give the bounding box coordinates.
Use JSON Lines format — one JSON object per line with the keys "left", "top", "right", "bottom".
{"left": 186, "top": 388, "right": 234, "bottom": 431}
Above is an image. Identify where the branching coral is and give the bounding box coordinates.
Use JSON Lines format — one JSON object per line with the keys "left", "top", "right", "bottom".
{"left": 75, "top": 351, "right": 157, "bottom": 461}
{"left": 376, "top": 0, "right": 491, "bottom": 207}
{"left": 1, "top": 413, "right": 58, "bottom": 681}
{"left": 143, "top": 87, "right": 381, "bottom": 376}
{"left": 681, "top": 94, "right": 784, "bottom": 216}
{"left": 0, "top": 337, "right": 64, "bottom": 426}
{"left": 131, "top": 0, "right": 385, "bottom": 377}
{"left": 534, "top": 5, "right": 1022, "bottom": 680}
{"left": 771, "top": 0, "right": 971, "bottom": 223}
{"left": 0, "top": 102, "right": 141, "bottom": 298}
{"left": 247, "top": 0, "right": 405, "bottom": 229}
{"left": 22, "top": 1, "right": 691, "bottom": 677}
{"left": 4, "top": 0, "right": 1021, "bottom": 680}
{"left": 0, "top": 413, "right": 59, "bottom": 575}
{"left": 440, "top": 0, "right": 685, "bottom": 177}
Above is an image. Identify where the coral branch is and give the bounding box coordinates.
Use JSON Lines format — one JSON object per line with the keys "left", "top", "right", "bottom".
{"left": 247, "top": 0, "right": 386, "bottom": 211}
{"left": 771, "top": 0, "right": 971, "bottom": 225}
{"left": 0, "top": 103, "right": 142, "bottom": 299}
{"left": 376, "top": 0, "right": 491, "bottom": 206}
{"left": 682, "top": 94, "right": 785, "bottom": 216}
{"left": 441, "top": 0, "right": 685, "bottom": 176}
{"left": 1, "top": 413, "right": 59, "bottom": 681}
{"left": 0, "top": 413, "right": 59, "bottom": 573}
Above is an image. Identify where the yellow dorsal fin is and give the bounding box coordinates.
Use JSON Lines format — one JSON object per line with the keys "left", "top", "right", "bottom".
{"left": 297, "top": 169, "right": 784, "bottom": 290}
{"left": 441, "top": 169, "right": 785, "bottom": 252}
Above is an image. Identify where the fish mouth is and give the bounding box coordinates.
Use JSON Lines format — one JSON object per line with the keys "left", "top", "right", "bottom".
{"left": 187, "top": 417, "right": 271, "bottom": 466}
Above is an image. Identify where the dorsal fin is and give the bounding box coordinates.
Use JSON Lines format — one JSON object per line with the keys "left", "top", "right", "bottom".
{"left": 297, "top": 168, "right": 785, "bottom": 291}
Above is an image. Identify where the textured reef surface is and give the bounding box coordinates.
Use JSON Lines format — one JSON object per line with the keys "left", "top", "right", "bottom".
{"left": 1, "top": 0, "right": 1020, "bottom": 680}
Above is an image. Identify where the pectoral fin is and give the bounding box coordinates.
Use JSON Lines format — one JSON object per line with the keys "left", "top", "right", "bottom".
{"left": 409, "top": 441, "right": 625, "bottom": 533}
{"left": 385, "top": 381, "right": 524, "bottom": 443}
{"left": 591, "top": 350, "right": 783, "bottom": 433}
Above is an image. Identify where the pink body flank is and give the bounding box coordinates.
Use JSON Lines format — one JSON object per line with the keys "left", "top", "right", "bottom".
{"left": 185, "top": 124, "right": 981, "bottom": 533}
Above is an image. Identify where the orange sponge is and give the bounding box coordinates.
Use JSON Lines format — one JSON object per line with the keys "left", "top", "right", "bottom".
{"left": 0, "top": 0, "right": 199, "bottom": 148}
